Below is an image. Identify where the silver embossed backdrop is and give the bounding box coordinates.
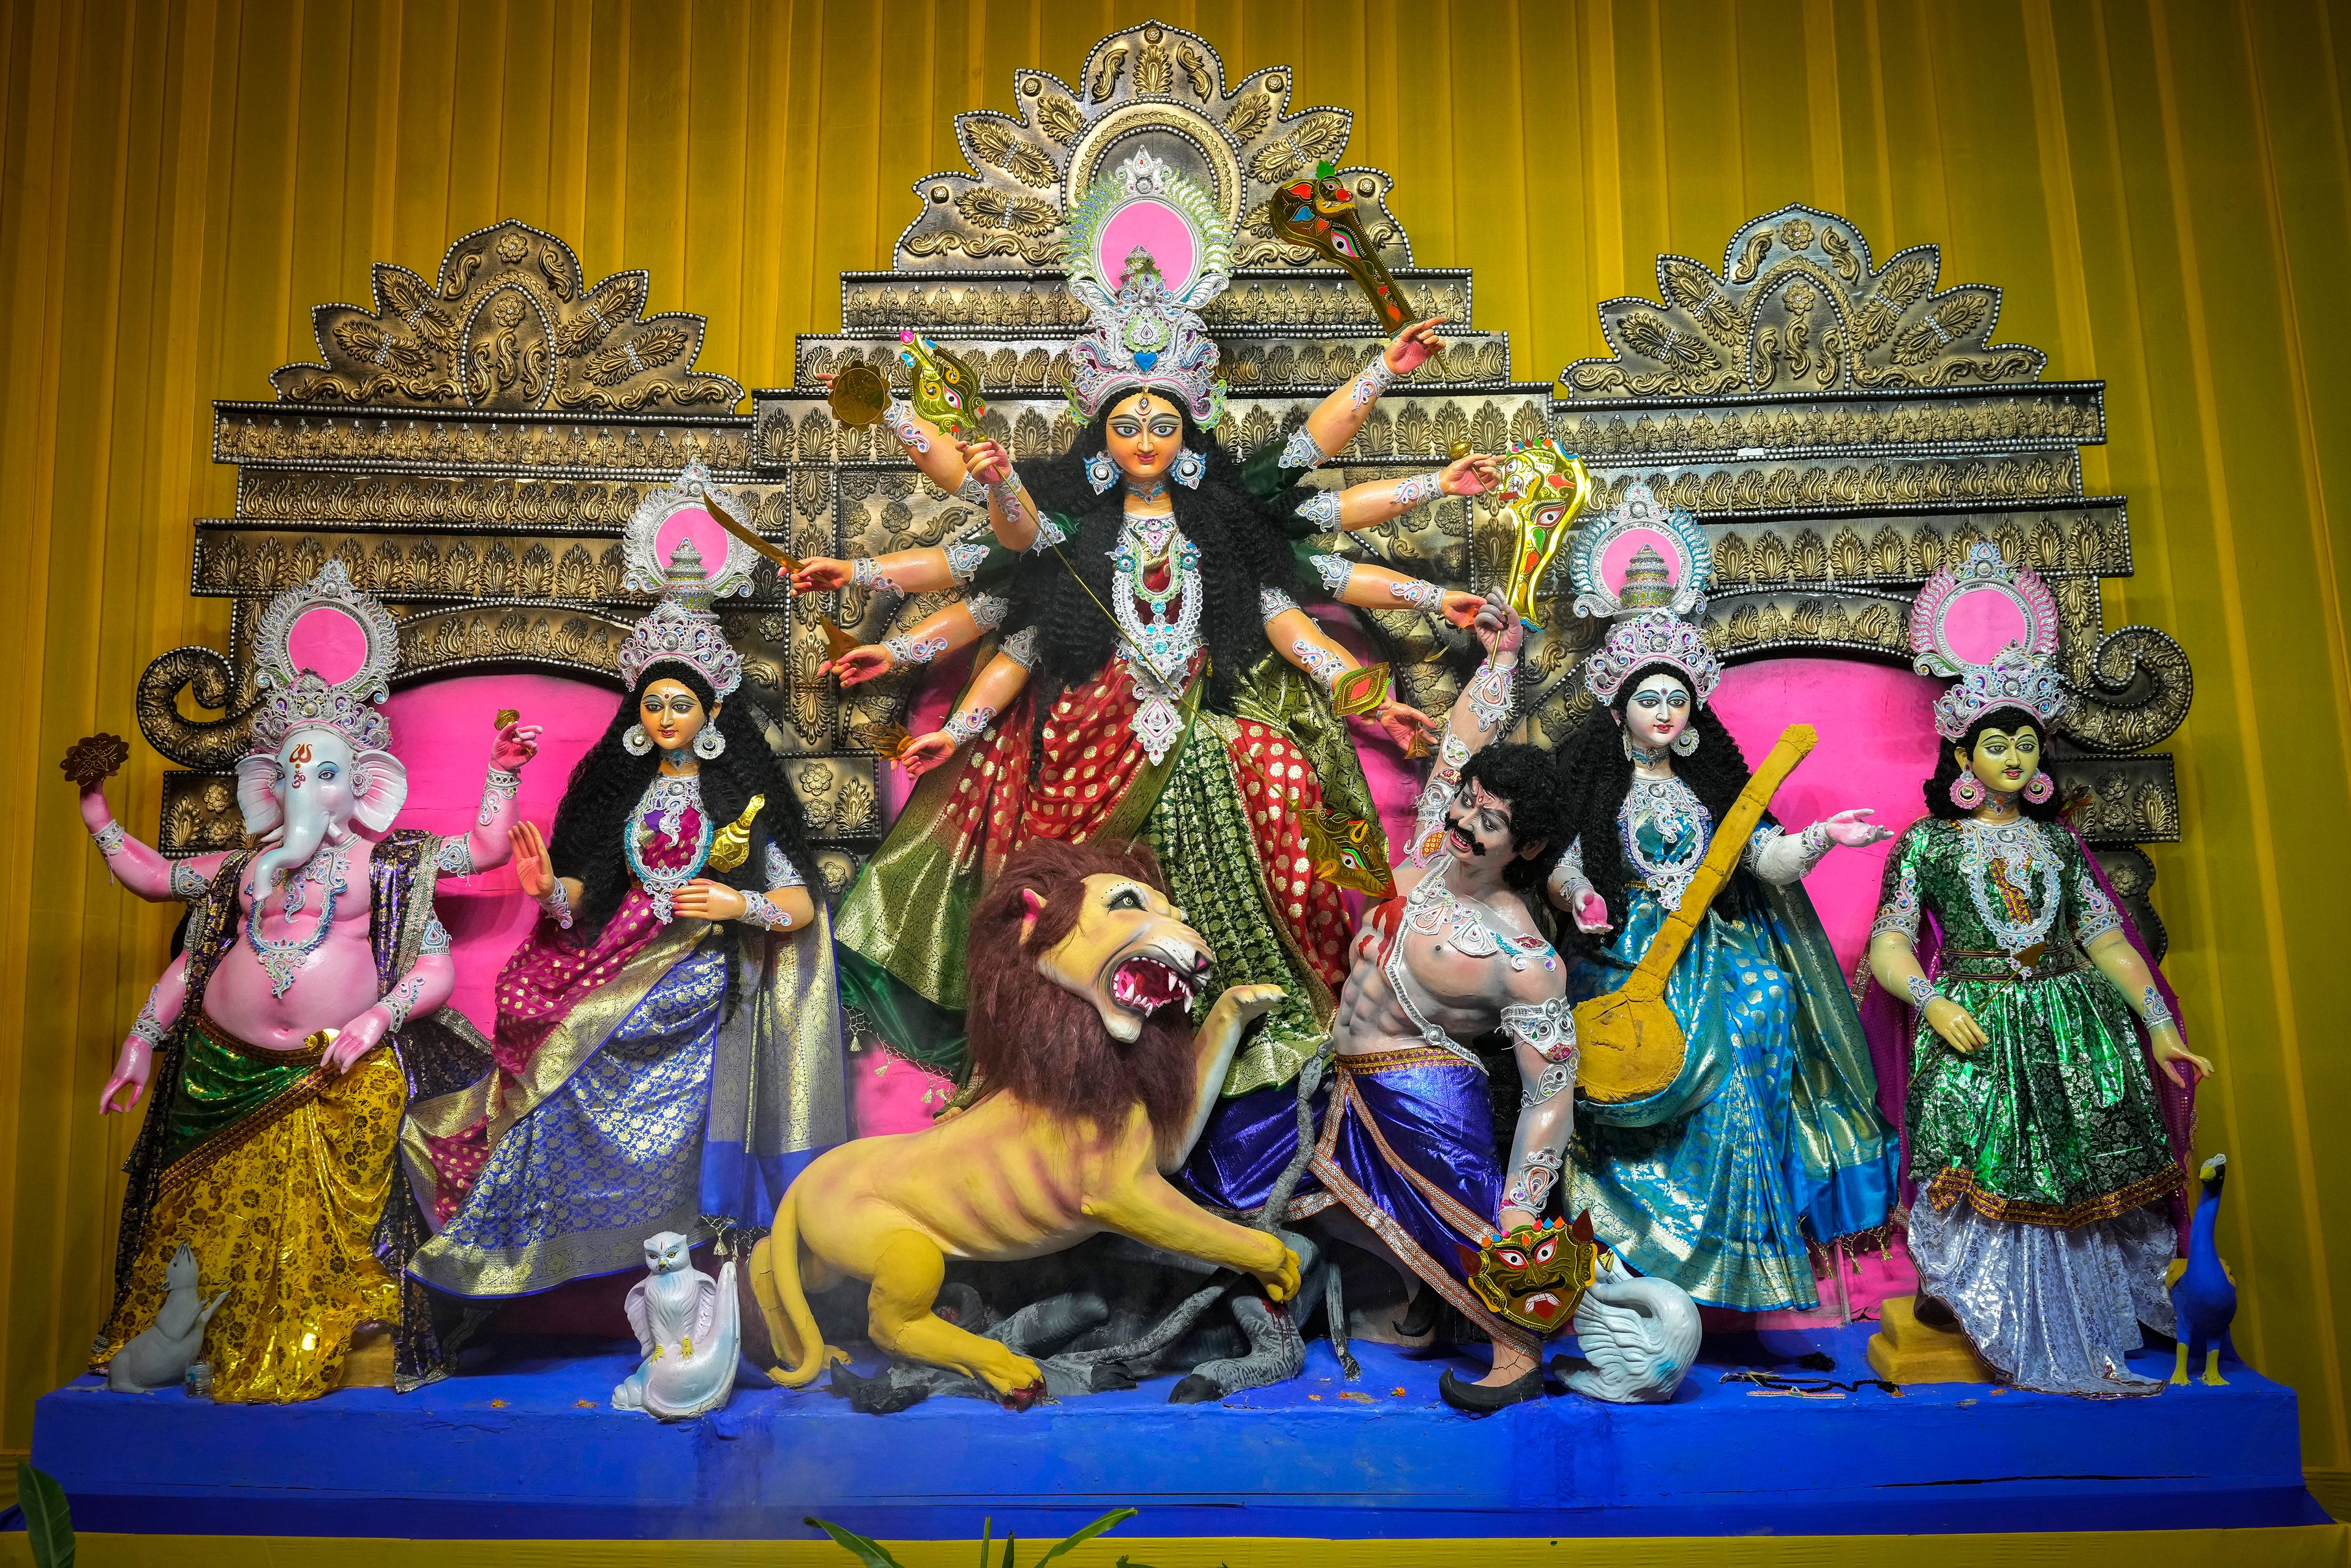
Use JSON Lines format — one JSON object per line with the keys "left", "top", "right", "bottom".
{"left": 142, "top": 20, "right": 2188, "bottom": 941}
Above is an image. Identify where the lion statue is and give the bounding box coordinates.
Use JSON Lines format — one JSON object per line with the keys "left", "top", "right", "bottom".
{"left": 748, "top": 840, "right": 1302, "bottom": 1403}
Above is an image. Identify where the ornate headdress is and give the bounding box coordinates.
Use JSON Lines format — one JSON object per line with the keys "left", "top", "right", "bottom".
{"left": 1910, "top": 541, "right": 2069, "bottom": 740}
{"left": 616, "top": 458, "right": 761, "bottom": 698}
{"left": 1584, "top": 612, "right": 1723, "bottom": 707}
{"left": 248, "top": 561, "right": 400, "bottom": 756}
{"left": 1571, "top": 480, "right": 1722, "bottom": 705}
{"left": 1060, "top": 149, "right": 1234, "bottom": 429}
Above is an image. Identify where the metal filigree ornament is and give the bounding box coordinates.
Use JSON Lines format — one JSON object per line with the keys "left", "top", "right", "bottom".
{"left": 1489, "top": 438, "right": 1594, "bottom": 629}
{"left": 1060, "top": 149, "right": 1234, "bottom": 430}
{"left": 615, "top": 462, "right": 757, "bottom": 701}
{"left": 1910, "top": 541, "right": 2070, "bottom": 741}
{"left": 1566, "top": 480, "right": 1712, "bottom": 623}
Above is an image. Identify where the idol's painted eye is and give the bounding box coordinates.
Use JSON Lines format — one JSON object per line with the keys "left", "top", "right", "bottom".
{"left": 1105, "top": 885, "right": 1146, "bottom": 912}
{"left": 317, "top": 763, "right": 339, "bottom": 782}
{"left": 1329, "top": 231, "right": 1359, "bottom": 258}
{"left": 1499, "top": 1250, "right": 1526, "bottom": 1269}
{"left": 1667, "top": 691, "right": 1689, "bottom": 709}
{"left": 1535, "top": 1239, "right": 1556, "bottom": 1263}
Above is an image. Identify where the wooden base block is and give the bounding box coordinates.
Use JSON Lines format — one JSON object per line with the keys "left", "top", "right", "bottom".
{"left": 1867, "top": 1296, "right": 1996, "bottom": 1385}
{"left": 337, "top": 1324, "right": 396, "bottom": 1389}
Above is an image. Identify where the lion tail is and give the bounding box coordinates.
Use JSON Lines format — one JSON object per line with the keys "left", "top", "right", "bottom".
{"left": 750, "top": 1185, "right": 839, "bottom": 1388}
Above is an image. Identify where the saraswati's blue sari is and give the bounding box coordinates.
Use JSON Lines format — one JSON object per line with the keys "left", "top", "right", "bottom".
{"left": 1565, "top": 784, "right": 1894, "bottom": 1311}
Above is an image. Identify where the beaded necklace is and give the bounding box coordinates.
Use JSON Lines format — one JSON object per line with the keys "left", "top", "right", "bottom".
{"left": 245, "top": 840, "right": 350, "bottom": 999}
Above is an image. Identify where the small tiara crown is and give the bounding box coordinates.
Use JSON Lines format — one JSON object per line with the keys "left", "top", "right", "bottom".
{"left": 617, "top": 541, "right": 743, "bottom": 697}
{"left": 1932, "top": 648, "right": 2070, "bottom": 740}
{"left": 252, "top": 671, "right": 391, "bottom": 755}
{"left": 1583, "top": 611, "right": 1723, "bottom": 707}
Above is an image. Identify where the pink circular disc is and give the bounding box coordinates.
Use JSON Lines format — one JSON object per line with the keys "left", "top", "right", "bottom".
{"left": 1942, "top": 585, "right": 2030, "bottom": 666}
{"left": 1099, "top": 202, "right": 1198, "bottom": 296}
{"left": 653, "top": 506, "right": 730, "bottom": 579}
{"left": 287, "top": 605, "right": 370, "bottom": 685}
{"left": 1599, "top": 528, "right": 1682, "bottom": 595}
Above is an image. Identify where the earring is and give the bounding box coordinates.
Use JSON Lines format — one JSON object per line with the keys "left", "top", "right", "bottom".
{"left": 2024, "top": 769, "right": 2055, "bottom": 805}
{"left": 693, "top": 727, "right": 726, "bottom": 760}
{"left": 1620, "top": 730, "right": 1636, "bottom": 762}
{"left": 1086, "top": 451, "right": 1118, "bottom": 495}
{"left": 623, "top": 724, "right": 652, "bottom": 757}
{"left": 1671, "top": 727, "right": 1700, "bottom": 757}
{"left": 1949, "top": 766, "right": 1985, "bottom": 811}
{"left": 1171, "top": 446, "right": 1205, "bottom": 489}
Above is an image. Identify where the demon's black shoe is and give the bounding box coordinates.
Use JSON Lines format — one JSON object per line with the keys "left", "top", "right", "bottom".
{"left": 1438, "top": 1365, "right": 1548, "bottom": 1414}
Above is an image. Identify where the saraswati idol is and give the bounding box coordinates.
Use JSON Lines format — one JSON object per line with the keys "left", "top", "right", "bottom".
{"left": 795, "top": 148, "right": 1507, "bottom": 1098}
{"left": 403, "top": 465, "right": 846, "bottom": 1301}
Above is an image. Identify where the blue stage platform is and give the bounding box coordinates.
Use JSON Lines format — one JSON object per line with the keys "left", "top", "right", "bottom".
{"left": 29, "top": 1324, "right": 2327, "bottom": 1540}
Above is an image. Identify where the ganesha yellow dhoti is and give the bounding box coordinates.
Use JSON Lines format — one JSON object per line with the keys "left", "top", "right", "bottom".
{"left": 95, "top": 1015, "right": 405, "bottom": 1403}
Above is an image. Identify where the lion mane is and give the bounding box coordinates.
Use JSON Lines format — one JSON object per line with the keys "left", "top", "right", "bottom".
{"left": 965, "top": 839, "right": 1198, "bottom": 1148}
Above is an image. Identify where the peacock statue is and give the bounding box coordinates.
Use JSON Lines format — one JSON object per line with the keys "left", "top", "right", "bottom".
{"left": 2167, "top": 1153, "right": 2237, "bottom": 1387}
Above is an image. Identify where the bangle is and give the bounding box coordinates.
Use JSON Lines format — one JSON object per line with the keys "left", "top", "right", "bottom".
{"left": 1906, "top": 975, "right": 1943, "bottom": 1011}
{"left": 2140, "top": 985, "right": 2176, "bottom": 1032}
{"left": 1390, "top": 473, "right": 1442, "bottom": 511}
{"left": 1387, "top": 577, "right": 1444, "bottom": 613}
{"left": 170, "top": 860, "right": 212, "bottom": 901}
{"left": 968, "top": 594, "right": 1010, "bottom": 631}
{"left": 478, "top": 767, "right": 521, "bottom": 828}
{"left": 986, "top": 468, "right": 1025, "bottom": 514}
{"left": 541, "top": 879, "right": 574, "bottom": 931}
{"left": 850, "top": 557, "right": 888, "bottom": 590}
{"left": 741, "top": 891, "right": 794, "bottom": 931}
{"left": 91, "top": 820, "right": 126, "bottom": 857}
{"left": 380, "top": 975, "right": 424, "bottom": 1032}
{"left": 1799, "top": 821, "right": 1833, "bottom": 861}
{"left": 943, "top": 704, "right": 997, "bottom": 745}
{"left": 1280, "top": 426, "right": 1327, "bottom": 472}
{"left": 942, "top": 536, "right": 989, "bottom": 583}
{"left": 884, "top": 631, "right": 950, "bottom": 666}
{"left": 1296, "top": 492, "right": 1344, "bottom": 530}
{"left": 129, "top": 1005, "right": 168, "bottom": 1049}
{"left": 1347, "top": 354, "right": 1400, "bottom": 410}
{"left": 882, "top": 401, "right": 931, "bottom": 454}
{"left": 1291, "top": 637, "right": 1347, "bottom": 687}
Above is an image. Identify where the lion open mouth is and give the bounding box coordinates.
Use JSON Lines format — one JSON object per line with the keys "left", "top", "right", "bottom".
{"left": 1109, "top": 954, "right": 1205, "bottom": 1016}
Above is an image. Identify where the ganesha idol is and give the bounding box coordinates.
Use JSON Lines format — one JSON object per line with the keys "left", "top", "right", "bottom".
{"left": 70, "top": 563, "right": 540, "bottom": 1401}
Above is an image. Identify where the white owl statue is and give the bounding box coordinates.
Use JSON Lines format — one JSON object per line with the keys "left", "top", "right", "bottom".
{"left": 613, "top": 1231, "right": 741, "bottom": 1420}
{"left": 1566, "top": 1251, "right": 1703, "bottom": 1405}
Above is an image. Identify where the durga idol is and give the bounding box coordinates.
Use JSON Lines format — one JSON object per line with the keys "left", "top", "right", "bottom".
{"left": 799, "top": 148, "right": 1504, "bottom": 1100}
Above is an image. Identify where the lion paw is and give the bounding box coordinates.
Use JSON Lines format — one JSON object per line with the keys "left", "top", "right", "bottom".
{"left": 1209, "top": 983, "right": 1286, "bottom": 1029}
{"left": 1254, "top": 1244, "right": 1303, "bottom": 1303}
{"left": 981, "top": 1354, "right": 1045, "bottom": 1400}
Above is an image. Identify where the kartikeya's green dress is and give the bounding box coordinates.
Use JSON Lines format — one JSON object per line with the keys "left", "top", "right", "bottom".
{"left": 1872, "top": 816, "right": 2180, "bottom": 1394}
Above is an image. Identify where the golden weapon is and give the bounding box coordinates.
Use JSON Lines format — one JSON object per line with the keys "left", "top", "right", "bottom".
{"left": 707, "top": 794, "right": 766, "bottom": 873}
{"left": 1495, "top": 441, "right": 1594, "bottom": 630}
{"left": 1266, "top": 162, "right": 1417, "bottom": 332}
{"left": 1574, "top": 724, "right": 1818, "bottom": 1104}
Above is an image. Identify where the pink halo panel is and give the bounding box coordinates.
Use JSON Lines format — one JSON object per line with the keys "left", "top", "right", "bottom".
{"left": 1100, "top": 201, "right": 1198, "bottom": 296}
{"left": 1599, "top": 527, "right": 1687, "bottom": 595}
{"left": 1940, "top": 583, "right": 2032, "bottom": 667}
{"left": 653, "top": 506, "right": 731, "bottom": 579}
{"left": 287, "top": 605, "right": 372, "bottom": 686}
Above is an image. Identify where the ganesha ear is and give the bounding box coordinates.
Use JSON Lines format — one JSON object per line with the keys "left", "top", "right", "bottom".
{"left": 1018, "top": 886, "right": 1046, "bottom": 947}
{"left": 234, "top": 754, "right": 285, "bottom": 836}
{"left": 349, "top": 749, "right": 410, "bottom": 832}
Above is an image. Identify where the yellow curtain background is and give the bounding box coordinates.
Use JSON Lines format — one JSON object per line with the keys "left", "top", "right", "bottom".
{"left": 1, "top": 0, "right": 2345, "bottom": 1504}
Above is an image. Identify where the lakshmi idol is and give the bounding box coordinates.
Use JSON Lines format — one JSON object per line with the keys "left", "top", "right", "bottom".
{"left": 72, "top": 563, "right": 539, "bottom": 1400}
{"left": 1865, "top": 544, "right": 2207, "bottom": 1395}
{"left": 795, "top": 149, "right": 1501, "bottom": 1097}
{"left": 404, "top": 466, "right": 846, "bottom": 1301}
{"left": 1543, "top": 493, "right": 1898, "bottom": 1313}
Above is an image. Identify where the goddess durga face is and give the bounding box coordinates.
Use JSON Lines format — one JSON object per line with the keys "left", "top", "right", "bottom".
{"left": 1106, "top": 391, "right": 1182, "bottom": 484}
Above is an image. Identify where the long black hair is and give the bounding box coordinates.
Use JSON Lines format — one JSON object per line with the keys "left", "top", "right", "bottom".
{"left": 1547, "top": 661, "right": 1753, "bottom": 931}
{"left": 1923, "top": 705, "right": 2064, "bottom": 822}
{"left": 1006, "top": 402, "right": 1316, "bottom": 711}
{"left": 547, "top": 663, "right": 814, "bottom": 942}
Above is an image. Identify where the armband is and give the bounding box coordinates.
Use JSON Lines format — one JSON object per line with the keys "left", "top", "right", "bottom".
{"left": 478, "top": 766, "right": 521, "bottom": 828}
{"left": 1000, "top": 626, "right": 1042, "bottom": 667}
{"left": 968, "top": 594, "right": 1010, "bottom": 631}
{"left": 1280, "top": 426, "right": 1327, "bottom": 472}
{"left": 90, "top": 820, "right": 126, "bottom": 857}
{"left": 1390, "top": 472, "right": 1442, "bottom": 511}
{"left": 1310, "top": 553, "right": 1355, "bottom": 595}
{"left": 1346, "top": 354, "right": 1399, "bottom": 410}
{"left": 943, "top": 704, "right": 998, "bottom": 745}
{"left": 942, "top": 535, "right": 990, "bottom": 583}
{"left": 1387, "top": 577, "right": 1444, "bottom": 613}
{"left": 1291, "top": 637, "right": 1347, "bottom": 687}
{"left": 741, "top": 891, "right": 795, "bottom": 931}
{"left": 882, "top": 401, "right": 931, "bottom": 454}
{"left": 1295, "top": 492, "right": 1344, "bottom": 530}
{"left": 884, "top": 631, "right": 950, "bottom": 666}
{"left": 1260, "top": 587, "right": 1300, "bottom": 622}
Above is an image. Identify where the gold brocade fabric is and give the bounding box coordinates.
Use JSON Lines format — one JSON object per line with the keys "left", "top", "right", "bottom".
{"left": 95, "top": 1024, "right": 406, "bottom": 1403}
